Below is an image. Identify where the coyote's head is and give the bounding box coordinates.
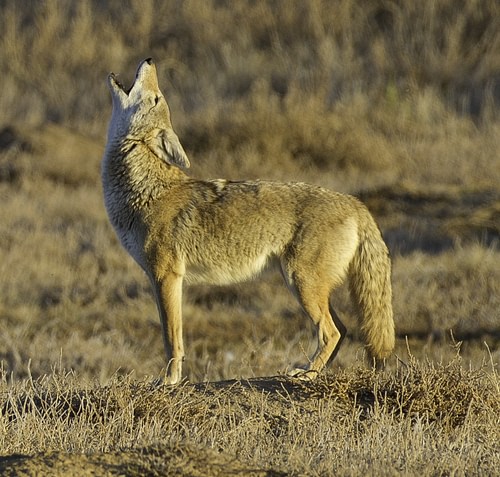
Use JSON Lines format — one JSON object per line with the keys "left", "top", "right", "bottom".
{"left": 107, "top": 58, "right": 190, "bottom": 169}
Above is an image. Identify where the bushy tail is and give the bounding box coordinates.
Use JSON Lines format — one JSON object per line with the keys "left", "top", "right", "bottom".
{"left": 349, "top": 209, "right": 395, "bottom": 361}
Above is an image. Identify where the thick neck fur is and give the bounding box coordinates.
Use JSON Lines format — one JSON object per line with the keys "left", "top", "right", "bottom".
{"left": 102, "top": 136, "right": 188, "bottom": 217}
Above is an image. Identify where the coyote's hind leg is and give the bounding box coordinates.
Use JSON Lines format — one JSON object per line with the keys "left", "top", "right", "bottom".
{"left": 297, "top": 285, "right": 345, "bottom": 376}
{"left": 281, "top": 263, "right": 346, "bottom": 378}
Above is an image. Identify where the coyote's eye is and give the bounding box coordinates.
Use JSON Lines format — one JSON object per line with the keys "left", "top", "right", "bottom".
{"left": 154, "top": 95, "right": 160, "bottom": 106}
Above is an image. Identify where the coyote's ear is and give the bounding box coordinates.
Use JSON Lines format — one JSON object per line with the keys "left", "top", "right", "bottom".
{"left": 147, "top": 129, "right": 190, "bottom": 170}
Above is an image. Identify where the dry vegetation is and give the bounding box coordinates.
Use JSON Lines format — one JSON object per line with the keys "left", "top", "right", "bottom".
{"left": 0, "top": 0, "right": 499, "bottom": 475}
{"left": 0, "top": 354, "right": 498, "bottom": 476}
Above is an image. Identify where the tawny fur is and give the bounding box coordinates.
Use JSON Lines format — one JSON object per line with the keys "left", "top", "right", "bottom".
{"left": 102, "top": 58, "right": 395, "bottom": 384}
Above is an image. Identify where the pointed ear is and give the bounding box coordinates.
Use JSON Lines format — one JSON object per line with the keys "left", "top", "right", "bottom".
{"left": 147, "top": 129, "right": 190, "bottom": 169}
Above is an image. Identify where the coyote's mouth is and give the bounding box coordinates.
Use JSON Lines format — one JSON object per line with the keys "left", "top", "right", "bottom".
{"left": 108, "top": 58, "right": 154, "bottom": 96}
{"left": 109, "top": 59, "right": 154, "bottom": 96}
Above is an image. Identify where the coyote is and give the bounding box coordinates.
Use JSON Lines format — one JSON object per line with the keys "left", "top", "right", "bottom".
{"left": 102, "top": 58, "right": 395, "bottom": 384}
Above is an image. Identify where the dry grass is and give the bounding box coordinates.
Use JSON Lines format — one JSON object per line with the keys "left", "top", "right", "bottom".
{"left": 0, "top": 0, "right": 499, "bottom": 475}
{"left": 0, "top": 353, "right": 498, "bottom": 476}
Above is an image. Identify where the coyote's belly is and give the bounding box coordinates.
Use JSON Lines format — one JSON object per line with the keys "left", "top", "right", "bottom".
{"left": 184, "top": 250, "right": 271, "bottom": 285}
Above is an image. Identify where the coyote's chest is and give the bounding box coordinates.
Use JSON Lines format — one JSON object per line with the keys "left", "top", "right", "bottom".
{"left": 102, "top": 181, "right": 149, "bottom": 270}
{"left": 116, "top": 224, "right": 148, "bottom": 270}
{"left": 102, "top": 147, "right": 172, "bottom": 270}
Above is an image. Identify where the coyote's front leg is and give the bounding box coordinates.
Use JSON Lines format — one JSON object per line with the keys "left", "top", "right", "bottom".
{"left": 151, "top": 271, "right": 184, "bottom": 384}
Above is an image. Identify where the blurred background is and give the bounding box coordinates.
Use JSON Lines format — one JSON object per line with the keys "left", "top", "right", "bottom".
{"left": 0, "top": 0, "right": 498, "bottom": 382}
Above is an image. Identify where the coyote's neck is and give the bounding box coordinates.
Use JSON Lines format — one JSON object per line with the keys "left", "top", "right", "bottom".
{"left": 103, "top": 140, "right": 187, "bottom": 215}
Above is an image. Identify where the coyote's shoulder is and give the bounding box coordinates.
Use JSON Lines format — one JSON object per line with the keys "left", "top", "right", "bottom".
{"left": 102, "top": 59, "right": 395, "bottom": 384}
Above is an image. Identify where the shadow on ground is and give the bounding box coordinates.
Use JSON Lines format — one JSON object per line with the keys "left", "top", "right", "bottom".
{"left": 359, "top": 184, "right": 500, "bottom": 255}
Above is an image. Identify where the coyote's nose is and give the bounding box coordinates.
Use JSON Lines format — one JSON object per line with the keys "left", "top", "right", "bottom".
{"left": 145, "top": 58, "right": 154, "bottom": 65}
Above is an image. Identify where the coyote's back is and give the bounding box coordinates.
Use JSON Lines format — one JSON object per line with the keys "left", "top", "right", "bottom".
{"left": 102, "top": 58, "right": 395, "bottom": 384}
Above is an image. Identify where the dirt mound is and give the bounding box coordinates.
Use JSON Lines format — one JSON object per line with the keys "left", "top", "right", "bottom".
{"left": 0, "top": 355, "right": 498, "bottom": 476}
{"left": 0, "top": 442, "right": 283, "bottom": 476}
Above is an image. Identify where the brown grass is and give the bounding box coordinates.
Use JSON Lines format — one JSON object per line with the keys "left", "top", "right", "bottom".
{"left": 0, "top": 0, "right": 499, "bottom": 475}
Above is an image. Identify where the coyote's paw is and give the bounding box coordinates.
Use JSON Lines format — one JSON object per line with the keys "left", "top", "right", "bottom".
{"left": 287, "top": 367, "right": 319, "bottom": 381}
